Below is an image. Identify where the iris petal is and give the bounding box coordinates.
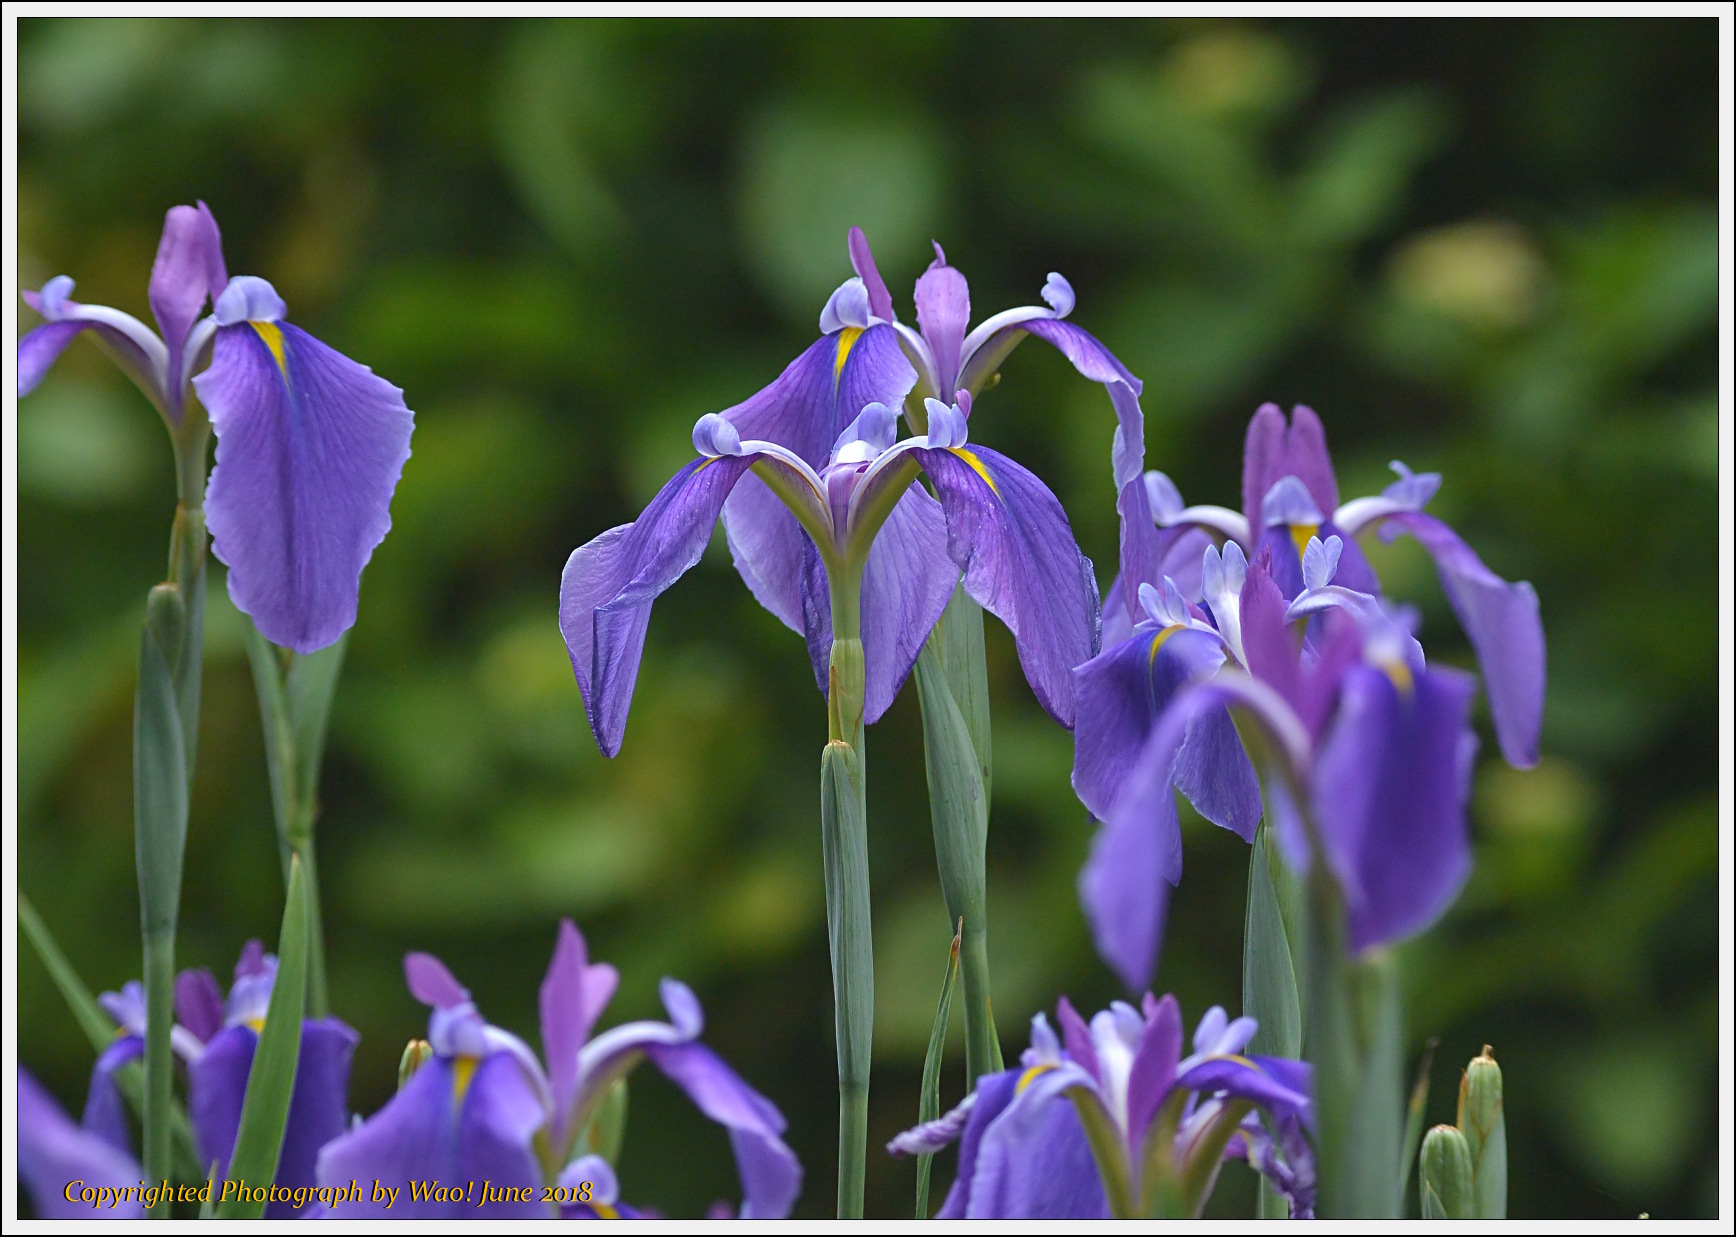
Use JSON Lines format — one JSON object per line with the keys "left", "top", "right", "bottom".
{"left": 198, "top": 321, "right": 414, "bottom": 654}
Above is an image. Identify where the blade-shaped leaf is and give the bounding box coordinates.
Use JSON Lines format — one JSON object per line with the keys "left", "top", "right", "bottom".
{"left": 242, "top": 619, "right": 296, "bottom": 873}
{"left": 215, "top": 854, "right": 310, "bottom": 1218}
{"left": 914, "top": 923, "right": 962, "bottom": 1218}
{"left": 1243, "top": 822, "right": 1301, "bottom": 1058}
{"left": 1399, "top": 1037, "right": 1439, "bottom": 1214}
{"left": 286, "top": 630, "right": 347, "bottom": 812}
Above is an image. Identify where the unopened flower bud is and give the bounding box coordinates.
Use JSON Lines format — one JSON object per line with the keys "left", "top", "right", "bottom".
{"left": 397, "top": 1038, "right": 433, "bottom": 1090}
{"left": 1420, "top": 1124, "right": 1474, "bottom": 1219}
{"left": 1458, "top": 1045, "right": 1506, "bottom": 1218}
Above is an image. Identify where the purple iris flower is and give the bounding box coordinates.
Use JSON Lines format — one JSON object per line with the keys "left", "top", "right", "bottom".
{"left": 889, "top": 995, "right": 1314, "bottom": 1219}
{"left": 1080, "top": 545, "right": 1480, "bottom": 989}
{"left": 1134, "top": 402, "right": 1543, "bottom": 767}
{"left": 17, "top": 1067, "right": 146, "bottom": 1219}
{"left": 18, "top": 201, "right": 414, "bottom": 653}
{"left": 80, "top": 942, "right": 358, "bottom": 1218}
{"left": 314, "top": 919, "right": 800, "bottom": 1219}
{"left": 561, "top": 387, "right": 1098, "bottom": 753}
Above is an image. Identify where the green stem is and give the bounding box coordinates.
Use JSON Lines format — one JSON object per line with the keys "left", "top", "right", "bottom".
{"left": 142, "top": 933, "right": 175, "bottom": 1214}
{"left": 821, "top": 567, "right": 872, "bottom": 1219}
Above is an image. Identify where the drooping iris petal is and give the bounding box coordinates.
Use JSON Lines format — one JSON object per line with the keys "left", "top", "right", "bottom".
{"left": 914, "top": 247, "right": 970, "bottom": 394}
{"left": 82, "top": 1037, "right": 143, "bottom": 1156}
{"left": 318, "top": 1053, "right": 545, "bottom": 1218}
{"left": 18, "top": 1068, "right": 145, "bottom": 1219}
{"left": 935, "top": 1070, "right": 1018, "bottom": 1219}
{"left": 1071, "top": 626, "right": 1224, "bottom": 822}
{"left": 642, "top": 1041, "right": 802, "bottom": 1219}
{"left": 188, "top": 1018, "right": 358, "bottom": 1216}
{"left": 540, "top": 918, "right": 619, "bottom": 1135}
{"left": 1172, "top": 704, "right": 1263, "bottom": 843}
{"left": 197, "top": 320, "right": 414, "bottom": 654}
{"left": 949, "top": 1065, "right": 1109, "bottom": 1218}
{"left": 1079, "top": 740, "right": 1179, "bottom": 992}
{"left": 1312, "top": 663, "right": 1478, "bottom": 952}
{"left": 721, "top": 476, "right": 811, "bottom": 634}
{"left": 1384, "top": 511, "right": 1544, "bottom": 767}
{"left": 914, "top": 443, "right": 1099, "bottom": 727}
{"left": 560, "top": 455, "right": 756, "bottom": 756}
{"left": 148, "top": 202, "right": 226, "bottom": 418}
{"left": 17, "top": 320, "right": 89, "bottom": 398}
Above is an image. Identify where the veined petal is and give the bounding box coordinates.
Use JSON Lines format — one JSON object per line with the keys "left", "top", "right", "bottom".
{"left": 188, "top": 1018, "right": 358, "bottom": 1215}
{"left": 914, "top": 444, "right": 1099, "bottom": 726}
{"left": 914, "top": 244, "right": 970, "bottom": 394}
{"left": 317, "top": 1054, "right": 544, "bottom": 1217}
{"left": 540, "top": 919, "right": 619, "bottom": 1136}
{"left": 198, "top": 320, "right": 414, "bottom": 653}
{"left": 853, "top": 481, "right": 955, "bottom": 723}
{"left": 1312, "top": 663, "right": 1478, "bottom": 952}
{"left": 721, "top": 323, "right": 916, "bottom": 468}
{"left": 955, "top": 1063, "right": 1109, "bottom": 1218}
{"left": 560, "top": 455, "right": 756, "bottom": 757}
{"left": 642, "top": 1041, "right": 801, "bottom": 1219}
{"left": 18, "top": 1068, "right": 145, "bottom": 1219}
{"left": 1384, "top": 511, "right": 1545, "bottom": 768}
{"left": 721, "top": 476, "right": 810, "bottom": 633}
{"left": 1071, "top": 626, "right": 1225, "bottom": 823}
{"left": 149, "top": 202, "right": 226, "bottom": 416}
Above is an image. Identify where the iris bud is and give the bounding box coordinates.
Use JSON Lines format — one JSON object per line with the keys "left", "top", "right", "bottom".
{"left": 1458, "top": 1045, "right": 1507, "bottom": 1218}
{"left": 1419, "top": 1124, "right": 1474, "bottom": 1218}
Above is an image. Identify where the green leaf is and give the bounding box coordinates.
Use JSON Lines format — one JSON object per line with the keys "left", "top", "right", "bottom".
{"left": 582, "top": 1077, "right": 630, "bottom": 1167}
{"left": 1242, "top": 823, "right": 1301, "bottom": 1059}
{"left": 286, "top": 631, "right": 347, "bottom": 816}
{"left": 1399, "top": 1037, "right": 1439, "bottom": 1214}
{"left": 243, "top": 618, "right": 297, "bottom": 875}
{"left": 215, "top": 854, "right": 310, "bottom": 1218}
{"left": 914, "top": 924, "right": 962, "bottom": 1219}
{"left": 1420, "top": 1124, "right": 1475, "bottom": 1219}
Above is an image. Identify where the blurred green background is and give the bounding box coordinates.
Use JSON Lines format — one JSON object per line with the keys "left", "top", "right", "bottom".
{"left": 15, "top": 17, "right": 1718, "bottom": 1219}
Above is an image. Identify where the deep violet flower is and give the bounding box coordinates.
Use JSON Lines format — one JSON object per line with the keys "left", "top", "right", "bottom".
{"left": 561, "top": 389, "right": 1098, "bottom": 755}
{"left": 1136, "top": 403, "right": 1543, "bottom": 767}
{"left": 1080, "top": 545, "right": 1479, "bottom": 989}
{"left": 18, "top": 202, "right": 414, "bottom": 653}
{"left": 889, "top": 996, "right": 1314, "bottom": 1219}
{"left": 85, "top": 942, "right": 357, "bottom": 1218}
{"left": 314, "top": 920, "right": 800, "bottom": 1219}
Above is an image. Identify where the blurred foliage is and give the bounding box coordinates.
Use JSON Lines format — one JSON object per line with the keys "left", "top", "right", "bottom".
{"left": 15, "top": 16, "right": 1717, "bottom": 1219}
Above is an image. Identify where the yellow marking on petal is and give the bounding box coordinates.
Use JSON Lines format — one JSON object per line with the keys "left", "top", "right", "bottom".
{"left": 1289, "top": 522, "right": 1318, "bottom": 565}
{"left": 948, "top": 447, "right": 1000, "bottom": 497}
{"left": 247, "top": 1018, "right": 266, "bottom": 1034}
{"left": 452, "top": 1055, "right": 479, "bottom": 1103}
{"left": 250, "top": 320, "right": 289, "bottom": 380}
{"left": 1016, "top": 1063, "right": 1055, "bottom": 1094}
{"left": 1380, "top": 658, "right": 1415, "bottom": 696}
{"left": 592, "top": 1203, "right": 620, "bottom": 1219}
{"left": 833, "top": 326, "right": 863, "bottom": 383}
{"left": 1149, "top": 624, "right": 1185, "bottom": 668}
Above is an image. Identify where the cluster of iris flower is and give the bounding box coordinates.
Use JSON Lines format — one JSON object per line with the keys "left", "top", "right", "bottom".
{"left": 18, "top": 209, "right": 1541, "bottom": 1219}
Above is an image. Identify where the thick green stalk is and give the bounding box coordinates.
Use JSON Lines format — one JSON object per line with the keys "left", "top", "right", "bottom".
{"left": 1242, "top": 822, "right": 1304, "bottom": 1219}
{"left": 132, "top": 423, "right": 209, "bottom": 1214}
{"left": 913, "top": 586, "right": 1003, "bottom": 1084}
{"left": 821, "top": 570, "right": 872, "bottom": 1219}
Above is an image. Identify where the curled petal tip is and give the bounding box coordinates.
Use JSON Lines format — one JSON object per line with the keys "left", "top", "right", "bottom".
{"left": 1041, "top": 272, "right": 1075, "bottom": 318}
{"left": 660, "top": 978, "right": 704, "bottom": 1039}
{"left": 693, "top": 412, "right": 743, "bottom": 457}
{"left": 213, "top": 275, "right": 285, "bottom": 326}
